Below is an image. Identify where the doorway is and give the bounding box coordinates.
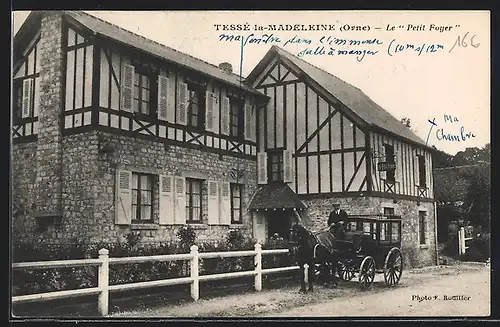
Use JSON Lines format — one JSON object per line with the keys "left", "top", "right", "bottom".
{"left": 267, "top": 211, "right": 292, "bottom": 240}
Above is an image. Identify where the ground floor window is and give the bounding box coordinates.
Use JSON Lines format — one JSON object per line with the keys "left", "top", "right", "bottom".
{"left": 419, "top": 211, "right": 427, "bottom": 245}
{"left": 381, "top": 207, "right": 395, "bottom": 241}
{"left": 132, "top": 172, "right": 154, "bottom": 222}
{"left": 186, "top": 178, "right": 203, "bottom": 223}
{"left": 230, "top": 183, "right": 243, "bottom": 224}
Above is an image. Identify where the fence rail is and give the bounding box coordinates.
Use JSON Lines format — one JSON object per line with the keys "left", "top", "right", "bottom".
{"left": 11, "top": 244, "right": 298, "bottom": 316}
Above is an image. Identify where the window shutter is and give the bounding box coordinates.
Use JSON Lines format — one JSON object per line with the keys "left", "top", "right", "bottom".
{"left": 283, "top": 149, "right": 293, "bottom": 183}
{"left": 395, "top": 150, "right": 402, "bottom": 182}
{"left": 120, "top": 63, "right": 134, "bottom": 112}
{"left": 159, "top": 175, "right": 175, "bottom": 225}
{"left": 33, "top": 78, "right": 40, "bottom": 118}
{"left": 166, "top": 75, "right": 176, "bottom": 123}
{"left": 115, "top": 170, "right": 132, "bottom": 225}
{"left": 221, "top": 96, "right": 230, "bottom": 135}
{"left": 413, "top": 156, "right": 420, "bottom": 186}
{"left": 176, "top": 82, "right": 188, "bottom": 125}
{"left": 250, "top": 104, "right": 257, "bottom": 142}
{"left": 244, "top": 102, "right": 252, "bottom": 140}
{"left": 157, "top": 75, "right": 169, "bottom": 121}
{"left": 174, "top": 176, "right": 186, "bottom": 224}
{"left": 257, "top": 152, "right": 268, "bottom": 184}
{"left": 207, "top": 180, "right": 219, "bottom": 225}
{"left": 22, "top": 79, "right": 33, "bottom": 118}
{"left": 205, "top": 91, "right": 215, "bottom": 132}
{"left": 219, "top": 181, "right": 231, "bottom": 225}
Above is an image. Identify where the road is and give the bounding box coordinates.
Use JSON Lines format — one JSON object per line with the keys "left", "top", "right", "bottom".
{"left": 260, "top": 265, "right": 490, "bottom": 317}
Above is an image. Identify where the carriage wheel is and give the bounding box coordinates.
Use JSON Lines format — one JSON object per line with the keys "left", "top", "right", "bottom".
{"left": 358, "top": 256, "right": 376, "bottom": 290}
{"left": 384, "top": 247, "right": 403, "bottom": 287}
{"left": 337, "top": 260, "right": 355, "bottom": 281}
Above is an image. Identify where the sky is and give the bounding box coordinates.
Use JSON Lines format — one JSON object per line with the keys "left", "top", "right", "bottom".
{"left": 12, "top": 10, "right": 490, "bottom": 155}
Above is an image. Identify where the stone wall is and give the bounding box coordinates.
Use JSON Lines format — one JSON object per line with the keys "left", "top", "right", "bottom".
{"left": 301, "top": 196, "right": 437, "bottom": 268}
{"left": 12, "top": 143, "right": 38, "bottom": 244}
{"left": 13, "top": 130, "right": 258, "bottom": 245}
{"left": 94, "top": 131, "right": 258, "bottom": 245}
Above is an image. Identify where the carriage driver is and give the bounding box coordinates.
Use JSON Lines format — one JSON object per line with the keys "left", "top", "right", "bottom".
{"left": 328, "top": 203, "right": 348, "bottom": 239}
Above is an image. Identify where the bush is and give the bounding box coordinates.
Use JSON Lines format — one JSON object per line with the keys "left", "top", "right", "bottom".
{"left": 261, "top": 234, "right": 295, "bottom": 269}
{"left": 460, "top": 233, "right": 490, "bottom": 262}
{"left": 12, "top": 232, "right": 294, "bottom": 297}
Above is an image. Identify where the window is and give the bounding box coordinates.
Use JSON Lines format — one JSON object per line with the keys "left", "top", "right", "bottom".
{"left": 419, "top": 211, "right": 427, "bottom": 245}
{"left": 418, "top": 155, "right": 427, "bottom": 187}
{"left": 229, "top": 97, "right": 244, "bottom": 137}
{"left": 132, "top": 173, "right": 153, "bottom": 222}
{"left": 186, "top": 178, "right": 203, "bottom": 223}
{"left": 187, "top": 83, "right": 205, "bottom": 129}
{"left": 381, "top": 207, "right": 394, "bottom": 241}
{"left": 384, "top": 144, "right": 395, "bottom": 183}
{"left": 12, "top": 81, "right": 23, "bottom": 121}
{"left": 383, "top": 207, "right": 395, "bottom": 217}
{"left": 133, "top": 71, "right": 152, "bottom": 115}
{"left": 230, "top": 183, "right": 243, "bottom": 224}
{"left": 268, "top": 151, "right": 284, "bottom": 182}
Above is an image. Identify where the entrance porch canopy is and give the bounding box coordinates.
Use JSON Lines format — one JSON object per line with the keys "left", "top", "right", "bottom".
{"left": 248, "top": 182, "right": 307, "bottom": 212}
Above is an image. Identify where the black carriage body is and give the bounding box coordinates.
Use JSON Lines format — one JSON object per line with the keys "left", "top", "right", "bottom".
{"left": 342, "top": 214, "right": 402, "bottom": 272}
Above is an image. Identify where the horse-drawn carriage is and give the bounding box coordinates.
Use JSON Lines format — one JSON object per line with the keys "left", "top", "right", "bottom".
{"left": 334, "top": 214, "right": 404, "bottom": 290}
{"left": 290, "top": 214, "right": 404, "bottom": 292}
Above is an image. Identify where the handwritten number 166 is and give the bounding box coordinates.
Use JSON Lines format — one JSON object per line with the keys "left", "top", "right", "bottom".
{"left": 449, "top": 32, "right": 480, "bottom": 53}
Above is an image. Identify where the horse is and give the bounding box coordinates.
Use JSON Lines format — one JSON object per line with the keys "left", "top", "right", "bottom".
{"left": 289, "top": 223, "right": 340, "bottom": 293}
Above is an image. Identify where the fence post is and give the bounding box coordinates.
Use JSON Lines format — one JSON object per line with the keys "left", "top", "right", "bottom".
{"left": 98, "top": 248, "right": 109, "bottom": 316}
{"left": 460, "top": 227, "right": 466, "bottom": 255}
{"left": 254, "top": 243, "right": 262, "bottom": 291}
{"left": 190, "top": 245, "right": 199, "bottom": 301}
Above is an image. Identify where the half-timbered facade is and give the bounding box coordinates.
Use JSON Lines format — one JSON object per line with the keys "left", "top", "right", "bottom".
{"left": 12, "top": 11, "right": 437, "bottom": 267}
{"left": 246, "top": 46, "right": 438, "bottom": 267}
{"left": 12, "top": 11, "right": 265, "bottom": 245}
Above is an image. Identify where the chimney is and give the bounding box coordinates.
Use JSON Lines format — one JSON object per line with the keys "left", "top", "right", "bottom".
{"left": 34, "top": 12, "right": 64, "bottom": 218}
{"left": 218, "top": 62, "right": 233, "bottom": 74}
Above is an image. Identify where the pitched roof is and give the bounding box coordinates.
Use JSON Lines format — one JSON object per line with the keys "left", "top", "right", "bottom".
{"left": 59, "top": 11, "right": 263, "bottom": 96}
{"left": 248, "top": 46, "right": 429, "bottom": 148}
{"left": 248, "top": 182, "right": 306, "bottom": 210}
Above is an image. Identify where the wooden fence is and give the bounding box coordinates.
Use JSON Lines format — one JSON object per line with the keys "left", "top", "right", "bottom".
{"left": 12, "top": 244, "right": 299, "bottom": 316}
{"left": 458, "top": 226, "right": 473, "bottom": 255}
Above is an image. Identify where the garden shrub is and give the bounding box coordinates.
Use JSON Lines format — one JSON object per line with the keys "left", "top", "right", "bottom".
{"left": 459, "top": 233, "right": 490, "bottom": 262}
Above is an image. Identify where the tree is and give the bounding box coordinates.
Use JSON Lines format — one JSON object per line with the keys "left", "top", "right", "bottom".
{"left": 432, "top": 145, "right": 454, "bottom": 168}
{"left": 462, "top": 163, "right": 491, "bottom": 229}
{"left": 450, "top": 143, "right": 490, "bottom": 166}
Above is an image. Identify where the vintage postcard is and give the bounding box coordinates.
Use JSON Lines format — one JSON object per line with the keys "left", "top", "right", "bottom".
{"left": 11, "top": 10, "right": 491, "bottom": 319}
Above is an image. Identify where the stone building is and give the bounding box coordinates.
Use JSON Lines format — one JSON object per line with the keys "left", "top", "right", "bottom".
{"left": 12, "top": 11, "right": 264, "bottom": 245}
{"left": 12, "top": 11, "right": 438, "bottom": 267}
{"left": 246, "top": 46, "right": 438, "bottom": 267}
